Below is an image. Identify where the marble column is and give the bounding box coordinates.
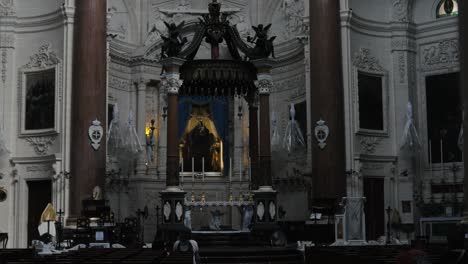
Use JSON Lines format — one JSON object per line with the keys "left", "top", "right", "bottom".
{"left": 248, "top": 94, "right": 259, "bottom": 190}
{"left": 252, "top": 59, "right": 277, "bottom": 229}
{"left": 460, "top": 0, "right": 468, "bottom": 230}
{"left": 69, "top": 0, "right": 107, "bottom": 218}
{"left": 159, "top": 58, "right": 186, "bottom": 238}
{"left": 309, "top": 0, "right": 346, "bottom": 208}
{"left": 254, "top": 60, "right": 273, "bottom": 189}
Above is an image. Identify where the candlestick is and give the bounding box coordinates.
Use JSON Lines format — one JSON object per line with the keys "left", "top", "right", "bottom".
{"left": 440, "top": 139, "right": 444, "bottom": 179}
{"left": 229, "top": 158, "right": 232, "bottom": 183}
{"left": 202, "top": 157, "right": 205, "bottom": 182}
{"left": 239, "top": 156, "right": 242, "bottom": 182}
{"left": 192, "top": 157, "right": 194, "bottom": 182}
{"left": 429, "top": 140, "right": 432, "bottom": 179}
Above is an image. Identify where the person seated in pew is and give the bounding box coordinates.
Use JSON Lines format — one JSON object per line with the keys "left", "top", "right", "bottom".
{"left": 173, "top": 230, "right": 200, "bottom": 264}
{"left": 396, "top": 240, "right": 432, "bottom": 264}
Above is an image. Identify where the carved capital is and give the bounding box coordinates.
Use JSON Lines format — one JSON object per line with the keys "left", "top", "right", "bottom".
{"left": 162, "top": 73, "right": 183, "bottom": 95}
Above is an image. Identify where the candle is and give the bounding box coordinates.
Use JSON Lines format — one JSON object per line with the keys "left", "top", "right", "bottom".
{"left": 429, "top": 140, "right": 432, "bottom": 179}
{"left": 239, "top": 156, "right": 242, "bottom": 182}
{"left": 440, "top": 140, "right": 444, "bottom": 178}
{"left": 248, "top": 156, "right": 251, "bottom": 183}
{"left": 181, "top": 158, "right": 184, "bottom": 183}
{"left": 202, "top": 157, "right": 205, "bottom": 182}
{"left": 229, "top": 158, "right": 232, "bottom": 183}
{"left": 192, "top": 157, "right": 194, "bottom": 182}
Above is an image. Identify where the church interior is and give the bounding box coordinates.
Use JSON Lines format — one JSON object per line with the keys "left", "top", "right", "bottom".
{"left": 0, "top": 0, "right": 467, "bottom": 263}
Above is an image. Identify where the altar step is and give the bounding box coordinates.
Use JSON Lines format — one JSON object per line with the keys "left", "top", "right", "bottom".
{"left": 192, "top": 232, "right": 268, "bottom": 248}
{"left": 199, "top": 247, "right": 304, "bottom": 264}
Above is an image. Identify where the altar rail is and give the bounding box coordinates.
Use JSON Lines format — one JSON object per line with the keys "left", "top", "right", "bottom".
{"left": 185, "top": 201, "right": 254, "bottom": 207}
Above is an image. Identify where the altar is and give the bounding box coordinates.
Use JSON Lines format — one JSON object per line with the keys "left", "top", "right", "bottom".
{"left": 184, "top": 200, "right": 255, "bottom": 232}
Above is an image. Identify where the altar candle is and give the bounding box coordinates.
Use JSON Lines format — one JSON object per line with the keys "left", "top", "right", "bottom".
{"left": 202, "top": 157, "right": 205, "bottom": 182}
{"left": 181, "top": 158, "right": 184, "bottom": 182}
{"left": 440, "top": 139, "right": 444, "bottom": 178}
{"left": 239, "top": 157, "right": 242, "bottom": 182}
{"left": 229, "top": 158, "right": 232, "bottom": 183}
{"left": 429, "top": 140, "right": 432, "bottom": 179}
{"left": 192, "top": 157, "right": 195, "bottom": 182}
{"left": 248, "top": 156, "right": 251, "bottom": 183}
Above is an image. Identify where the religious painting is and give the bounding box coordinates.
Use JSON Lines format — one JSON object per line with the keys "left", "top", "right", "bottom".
{"left": 24, "top": 69, "right": 55, "bottom": 130}
{"left": 357, "top": 72, "right": 384, "bottom": 131}
{"left": 178, "top": 97, "right": 228, "bottom": 173}
{"left": 179, "top": 103, "right": 222, "bottom": 172}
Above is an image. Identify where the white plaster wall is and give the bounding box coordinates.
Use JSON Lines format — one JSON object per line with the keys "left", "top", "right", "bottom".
{"left": 349, "top": 0, "right": 392, "bottom": 22}
{"left": 15, "top": 0, "right": 64, "bottom": 17}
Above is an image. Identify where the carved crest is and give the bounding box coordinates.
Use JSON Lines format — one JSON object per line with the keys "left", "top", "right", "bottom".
{"left": 314, "top": 119, "right": 329, "bottom": 150}
{"left": 88, "top": 119, "right": 104, "bottom": 151}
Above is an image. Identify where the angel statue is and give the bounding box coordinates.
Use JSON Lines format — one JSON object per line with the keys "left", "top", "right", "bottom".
{"left": 209, "top": 209, "right": 224, "bottom": 230}
{"left": 247, "top": 24, "right": 276, "bottom": 59}
{"left": 160, "top": 21, "right": 188, "bottom": 58}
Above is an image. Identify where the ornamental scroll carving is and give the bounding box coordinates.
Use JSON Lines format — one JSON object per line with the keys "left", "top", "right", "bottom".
{"left": 353, "top": 48, "right": 384, "bottom": 72}
{"left": 359, "top": 136, "right": 382, "bottom": 154}
{"left": 0, "top": 0, "right": 15, "bottom": 16}
{"left": 422, "top": 39, "right": 459, "bottom": 68}
{"left": 25, "top": 44, "right": 60, "bottom": 69}
{"left": 392, "top": 0, "right": 412, "bottom": 22}
{"left": 25, "top": 135, "right": 56, "bottom": 155}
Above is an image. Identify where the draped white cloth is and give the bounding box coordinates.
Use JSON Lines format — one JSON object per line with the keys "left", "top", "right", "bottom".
{"left": 0, "top": 128, "right": 8, "bottom": 157}
{"left": 401, "top": 102, "right": 421, "bottom": 153}
{"left": 282, "top": 103, "right": 305, "bottom": 152}
{"left": 271, "top": 111, "right": 281, "bottom": 150}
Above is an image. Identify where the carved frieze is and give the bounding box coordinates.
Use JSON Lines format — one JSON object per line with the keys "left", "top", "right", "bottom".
{"left": 109, "top": 75, "right": 132, "bottom": 91}
{"left": 25, "top": 135, "right": 56, "bottom": 155}
{"left": 421, "top": 39, "right": 459, "bottom": 69}
{"left": 353, "top": 48, "right": 384, "bottom": 72}
{"left": 359, "top": 136, "right": 382, "bottom": 154}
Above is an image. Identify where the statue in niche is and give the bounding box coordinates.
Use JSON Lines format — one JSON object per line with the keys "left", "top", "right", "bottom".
{"left": 25, "top": 69, "right": 55, "bottom": 130}
{"left": 160, "top": 21, "right": 187, "bottom": 58}
{"left": 247, "top": 24, "right": 276, "bottom": 59}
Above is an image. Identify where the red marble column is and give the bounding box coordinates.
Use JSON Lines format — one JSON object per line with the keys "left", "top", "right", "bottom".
{"left": 248, "top": 97, "right": 260, "bottom": 190}
{"left": 69, "top": 0, "right": 107, "bottom": 217}
{"left": 254, "top": 60, "right": 274, "bottom": 189}
{"left": 161, "top": 59, "right": 185, "bottom": 189}
{"left": 309, "top": 0, "right": 346, "bottom": 207}
{"left": 460, "top": 0, "right": 468, "bottom": 226}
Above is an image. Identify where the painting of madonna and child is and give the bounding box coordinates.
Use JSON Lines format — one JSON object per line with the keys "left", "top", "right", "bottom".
{"left": 178, "top": 99, "right": 228, "bottom": 174}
